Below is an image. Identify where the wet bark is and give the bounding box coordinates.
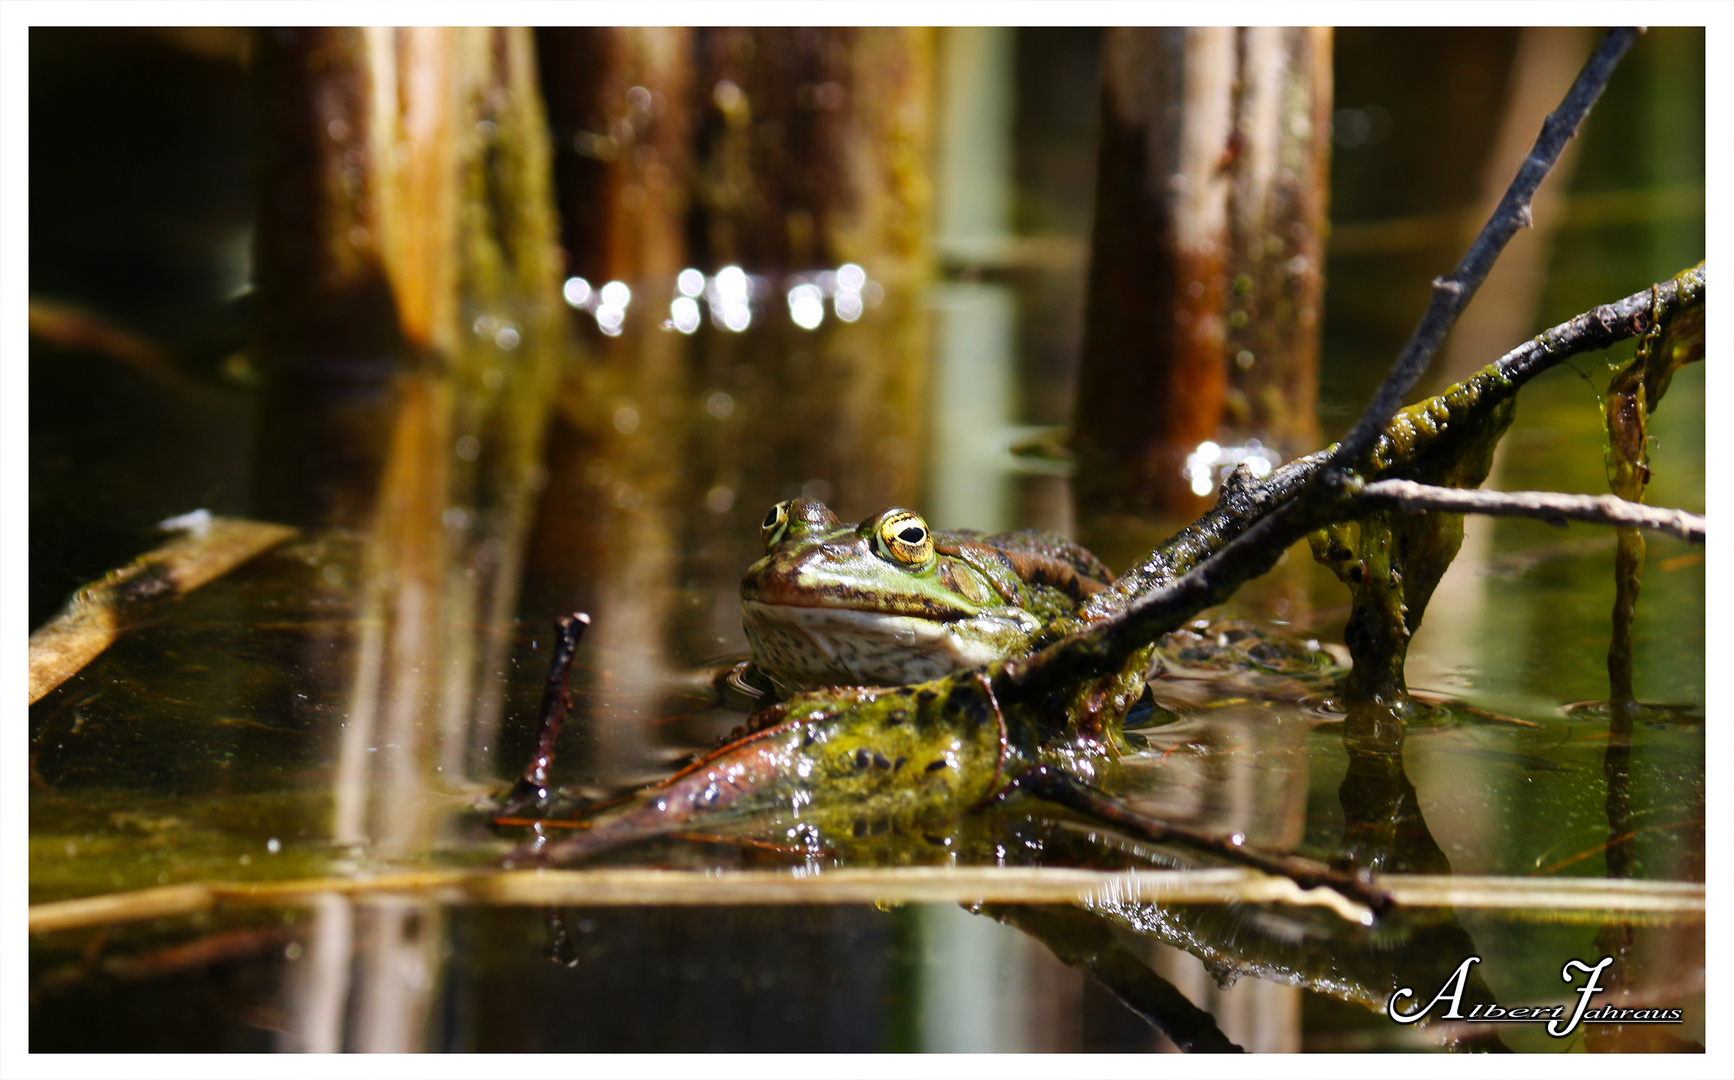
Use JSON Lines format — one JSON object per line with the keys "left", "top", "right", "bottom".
{"left": 538, "top": 28, "right": 694, "bottom": 290}
{"left": 1073, "top": 28, "right": 1331, "bottom": 527}
{"left": 251, "top": 28, "right": 407, "bottom": 529}
{"left": 1223, "top": 28, "right": 1330, "bottom": 461}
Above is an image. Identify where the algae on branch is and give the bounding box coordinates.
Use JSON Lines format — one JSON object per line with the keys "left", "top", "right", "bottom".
{"left": 1307, "top": 389, "right": 1513, "bottom": 707}
{"left": 1603, "top": 265, "right": 1705, "bottom": 710}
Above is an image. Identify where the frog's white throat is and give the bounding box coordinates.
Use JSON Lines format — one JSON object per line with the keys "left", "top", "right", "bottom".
{"left": 740, "top": 600, "right": 1042, "bottom": 691}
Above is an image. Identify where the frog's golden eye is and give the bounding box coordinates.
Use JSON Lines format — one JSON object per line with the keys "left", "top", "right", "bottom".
{"left": 876, "top": 510, "right": 934, "bottom": 567}
{"left": 761, "top": 501, "right": 792, "bottom": 550}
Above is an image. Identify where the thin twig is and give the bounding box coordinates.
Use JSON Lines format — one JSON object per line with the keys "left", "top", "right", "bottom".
{"left": 497, "top": 613, "right": 590, "bottom": 817}
{"left": 1494, "top": 264, "right": 1701, "bottom": 389}
{"left": 28, "top": 517, "right": 300, "bottom": 704}
{"left": 1361, "top": 479, "right": 1705, "bottom": 543}
{"left": 1329, "top": 27, "right": 1642, "bottom": 474}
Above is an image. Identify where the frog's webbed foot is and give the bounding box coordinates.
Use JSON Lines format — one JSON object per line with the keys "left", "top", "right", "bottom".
{"left": 988, "top": 765, "right": 1391, "bottom": 919}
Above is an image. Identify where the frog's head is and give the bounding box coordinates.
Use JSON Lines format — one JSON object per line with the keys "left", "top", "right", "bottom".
{"left": 740, "top": 498, "right": 1043, "bottom": 691}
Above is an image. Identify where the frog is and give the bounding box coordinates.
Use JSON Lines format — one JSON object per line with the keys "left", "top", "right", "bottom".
{"left": 740, "top": 497, "right": 1116, "bottom": 693}
{"left": 522, "top": 499, "right": 1373, "bottom": 912}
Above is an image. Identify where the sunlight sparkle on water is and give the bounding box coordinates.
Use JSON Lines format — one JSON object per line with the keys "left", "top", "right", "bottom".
{"left": 1185, "top": 438, "right": 1280, "bottom": 497}
{"left": 788, "top": 283, "right": 825, "bottom": 329}
{"left": 714, "top": 265, "right": 750, "bottom": 303}
{"left": 719, "top": 301, "right": 752, "bottom": 332}
{"left": 669, "top": 295, "right": 701, "bottom": 334}
{"left": 574, "top": 263, "right": 876, "bottom": 335}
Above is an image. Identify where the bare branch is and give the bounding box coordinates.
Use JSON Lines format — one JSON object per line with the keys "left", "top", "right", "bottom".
{"left": 1329, "top": 27, "right": 1642, "bottom": 474}
{"left": 1360, "top": 479, "right": 1704, "bottom": 543}
{"left": 1493, "top": 264, "right": 1702, "bottom": 389}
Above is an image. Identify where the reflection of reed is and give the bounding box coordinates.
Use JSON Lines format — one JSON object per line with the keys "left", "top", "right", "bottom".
{"left": 981, "top": 903, "right": 1241, "bottom": 1051}
{"left": 519, "top": 28, "right": 940, "bottom": 785}
{"left": 1329, "top": 703, "right": 1510, "bottom": 1050}
{"left": 1128, "top": 700, "right": 1312, "bottom": 1049}
{"left": 252, "top": 26, "right": 569, "bottom": 1050}
{"left": 1587, "top": 698, "right": 1704, "bottom": 1051}
{"left": 1586, "top": 271, "right": 1706, "bottom": 1052}
{"left": 1338, "top": 703, "right": 1450, "bottom": 874}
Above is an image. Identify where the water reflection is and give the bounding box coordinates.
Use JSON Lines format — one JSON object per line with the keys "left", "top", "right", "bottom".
{"left": 25, "top": 533, "right": 1706, "bottom": 1049}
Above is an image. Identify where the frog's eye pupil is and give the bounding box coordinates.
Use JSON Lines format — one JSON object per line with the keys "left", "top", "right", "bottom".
{"left": 876, "top": 511, "right": 934, "bottom": 567}
{"left": 762, "top": 507, "right": 781, "bottom": 529}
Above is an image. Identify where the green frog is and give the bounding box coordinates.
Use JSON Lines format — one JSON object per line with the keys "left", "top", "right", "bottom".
{"left": 527, "top": 501, "right": 1332, "bottom": 882}
{"left": 740, "top": 498, "right": 1116, "bottom": 693}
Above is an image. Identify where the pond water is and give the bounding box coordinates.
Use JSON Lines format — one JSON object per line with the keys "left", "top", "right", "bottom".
{"left": 27, "top": 27, "right": 1706, "bottom": 1055}
{"left": 26, "top": 422, "right": 1706, "bottom": 1051}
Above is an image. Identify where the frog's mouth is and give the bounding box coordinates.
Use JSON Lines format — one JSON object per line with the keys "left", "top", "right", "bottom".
{"left": 741, "top": 599, "right": 1041, "bottom": 689}
{"left": 739, "top": 574, "right": 983, "bottom": 621}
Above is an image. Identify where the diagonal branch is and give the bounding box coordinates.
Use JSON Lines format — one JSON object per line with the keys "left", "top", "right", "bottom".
{"left": 1360, "top": 480, "right": 1705, "bottom": 543}
{"left": 1036, "top": 264, "right": 1703, "bottom": 690}
{"left": 1328, "top": 27, "right": 1642, "bottom": 474}
{"left": 1091, "top": 264, "right": 1704, "bottom": 621}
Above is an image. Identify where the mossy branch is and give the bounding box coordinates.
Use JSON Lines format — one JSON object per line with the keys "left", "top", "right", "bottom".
{"left": 1016, "top": 264, "right": 1705, "bottom": 698}
{"left": 1078, "top": 265, "right": 1704, "bottom": 632}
